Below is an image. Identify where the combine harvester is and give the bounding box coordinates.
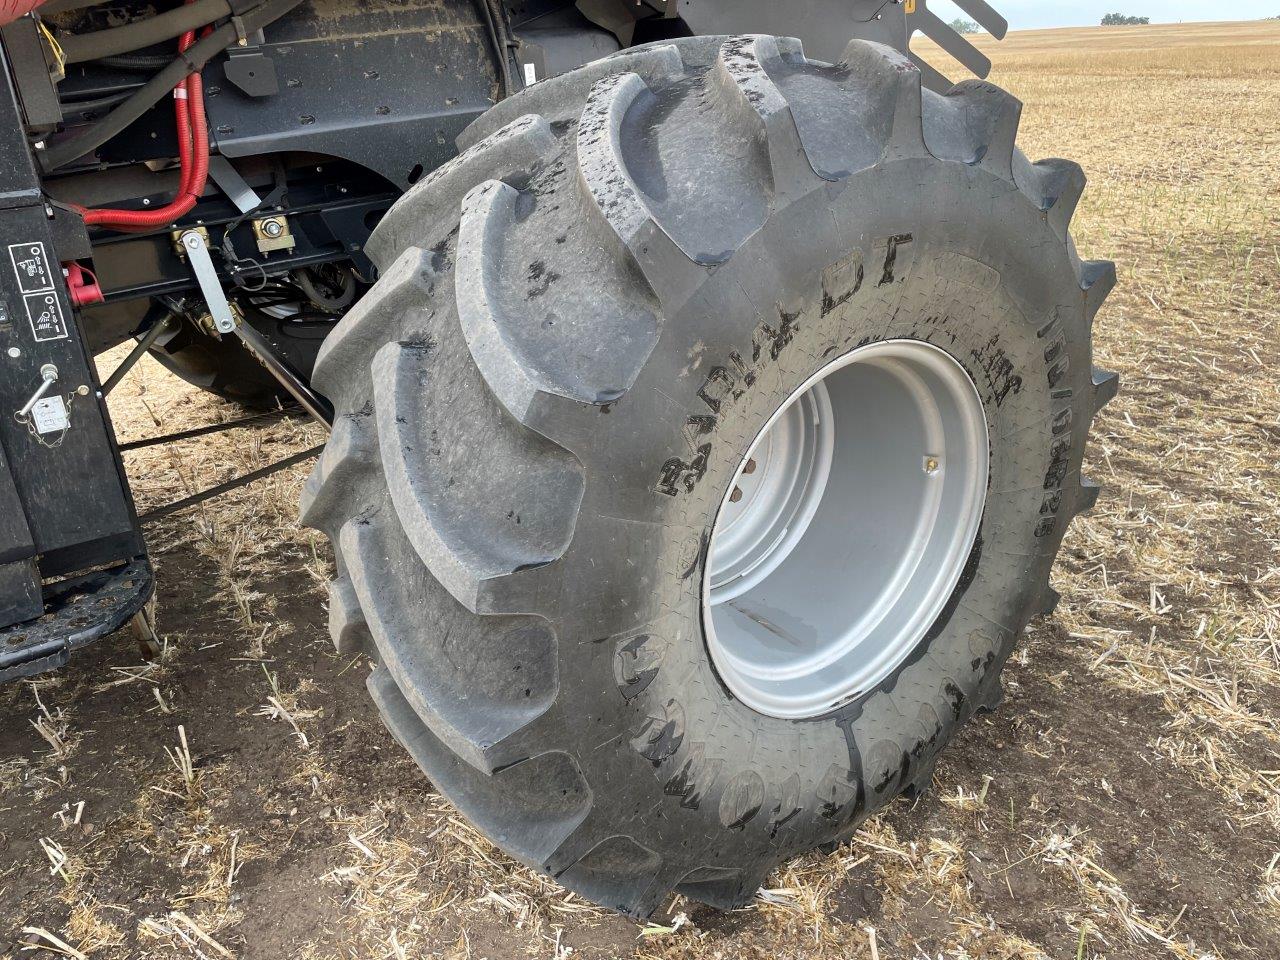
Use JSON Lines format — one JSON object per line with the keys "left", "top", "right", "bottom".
{"left": 0, "top": 0, "right": 1116, "bottom": 913}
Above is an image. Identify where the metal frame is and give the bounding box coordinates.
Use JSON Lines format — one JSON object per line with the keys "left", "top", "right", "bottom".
{"left": 0, "top": 47, "right": 151, "bottom": 672}
{"left": 577, "top": 0, "right": 1008, "bottom": 88}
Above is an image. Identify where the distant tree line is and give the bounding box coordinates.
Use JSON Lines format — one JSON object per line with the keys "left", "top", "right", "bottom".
{"left": 1101, "top": 13, "right": 1151, "bottom": 25}
{"left": 949, "top": 17, "right": 981, "bottom": 34}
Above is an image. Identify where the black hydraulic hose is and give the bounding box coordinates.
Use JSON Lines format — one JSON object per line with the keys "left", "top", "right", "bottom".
{"left": 95, "top": 52, "right": 175, "bottom": 71}
{"left": 42, "top": 0, "right": 304, "bottom": 172}
{"left": 487, "top": 0, "right": 516, "bottom": 93}
{"left": 61, "top": 89, "right": 134, "bottom": 113}
{"left": 59, "top": 0, "right": 232, "bottom": 64}
{"left": 472, "top": 0, "right": 511, "bottom": 98}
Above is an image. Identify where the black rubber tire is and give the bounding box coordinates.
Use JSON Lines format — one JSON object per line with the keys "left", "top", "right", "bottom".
{"left": 148, "top": 309, "right": 332, "bottom": 408}
{"left": 302, "top": 35, "right": 1118, "bottom": 916}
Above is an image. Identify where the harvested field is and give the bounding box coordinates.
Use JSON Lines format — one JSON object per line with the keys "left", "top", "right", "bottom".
{"left": 2, "top": 18, "right": 1278, "bottom": 960}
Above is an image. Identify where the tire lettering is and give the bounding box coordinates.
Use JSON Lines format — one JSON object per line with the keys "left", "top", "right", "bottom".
{"left": 816, "top": 763, "right": 861, "bottom": 822}
{"left": 630, "top": 699, "right": 686, "bottom": 766}
{"left": 877, "top": 234, "right": 914, "bottom": 287}
{"left": 768, "top": 772, "right": 803, "bottom": 838}
{"left": 657, "top": 443, "right": 711, "bottom": 498}
{"left": 1036, "top": 313, "right": 1076, "bottom": 538}
{"left": 614, "top": 634, "right": 665, "bottom": 702}
{"left": 971, "top": 336, "right": 1023, "bottom": 408}
{"left": 719, "top": 770, "right": 766, "bottom": 830}
{"left": 661, "top": 740, "right": 723, "bottom": 811}
{"left": 822, "top": 249, "right": 865, "bottom": 317}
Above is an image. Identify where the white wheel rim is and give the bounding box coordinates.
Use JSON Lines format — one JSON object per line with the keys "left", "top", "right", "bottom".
{"left": 703, "top": 340, "right": 990, "bottom": 719}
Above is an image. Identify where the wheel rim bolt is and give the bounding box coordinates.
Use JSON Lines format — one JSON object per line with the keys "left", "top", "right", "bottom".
{"left": 730, "top": 488, "right": 744, "bottom": 503}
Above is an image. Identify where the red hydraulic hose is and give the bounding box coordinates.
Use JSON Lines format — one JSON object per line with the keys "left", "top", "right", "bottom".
{"left": 80, "top": 11, "right": 209, "bottom": 231}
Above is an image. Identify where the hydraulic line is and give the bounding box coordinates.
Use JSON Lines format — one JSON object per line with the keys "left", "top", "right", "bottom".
{"left": 61, "top": 89, "right": 133, "bottom": 113}
{"left": 58, "top": 0, "right": 231, "bottom": 64}
{"left": 80, "top": 12, "right": 208, "bottom": 230}
{"left": 472, "top": 0, "right": 512, "bottom": 97}
{"left": 94, "top": 52, "right": 174, "bottom": 71}
{"left": 41, "top": 0, "right": 303, "bottom": 171}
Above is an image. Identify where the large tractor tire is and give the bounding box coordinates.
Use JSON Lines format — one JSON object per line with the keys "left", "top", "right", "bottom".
{"left": 302, "top": 35, "right": 1117, "bottom": 915}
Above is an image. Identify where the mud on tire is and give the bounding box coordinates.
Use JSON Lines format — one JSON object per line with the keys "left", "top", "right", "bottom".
{"left": 301, "top": 35, "right": 1117, "bottom": 915}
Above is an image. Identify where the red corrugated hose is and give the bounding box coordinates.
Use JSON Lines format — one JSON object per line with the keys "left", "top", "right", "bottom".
{"left": 78, "top": 9, "right": 210, "bottom": 230}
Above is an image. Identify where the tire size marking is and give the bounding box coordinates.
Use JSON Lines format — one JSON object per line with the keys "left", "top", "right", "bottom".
{"left": 1035, "top": 312, "right": 1075, "bottom": 538}
{"left": 656, "top": 235, "right": 911, "bottom": 498}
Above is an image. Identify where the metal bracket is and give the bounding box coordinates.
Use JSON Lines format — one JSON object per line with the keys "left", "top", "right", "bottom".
{"left": 171, "top": 224, "right": 209, "bottom": 257}
{"left": 176, "top": 229, "right": 334, "bottom": 429}
{"left": 179, "top": 230, "right": 236, "bottom": 334}
{"left": 207, "top": 155, "right": 262, "bottom": 215}
{"left": 224, "top": 47, "right": 280, "bottom": 98}
{"left": 252, "top": 214, "right": 294, "bottom": 254}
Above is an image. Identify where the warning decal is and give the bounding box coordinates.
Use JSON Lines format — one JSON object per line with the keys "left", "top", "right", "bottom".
{"left": 9, "top": 242, "right": 68, "bottom": 342}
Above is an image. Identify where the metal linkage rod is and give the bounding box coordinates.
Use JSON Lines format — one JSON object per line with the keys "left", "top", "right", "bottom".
{"left": 118, "top": 407, "right": 298, "bottom": 452}
{"left": 102, "top": 315, "right": 174, "bottom": 396}
{"left": 138, "top": 444, "right": 324, "bottom": 524}
{"left": 231, "top": 321, "right": 334, "bottom": 430}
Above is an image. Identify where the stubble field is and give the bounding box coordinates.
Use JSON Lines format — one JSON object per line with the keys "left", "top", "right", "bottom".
{"left": 2, "top": 18, "right": 1278, "bottom": 960}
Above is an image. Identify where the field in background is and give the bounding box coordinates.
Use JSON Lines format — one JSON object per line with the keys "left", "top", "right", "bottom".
{"left": 2, "top": 19, "right": 1278, "bottom": 960}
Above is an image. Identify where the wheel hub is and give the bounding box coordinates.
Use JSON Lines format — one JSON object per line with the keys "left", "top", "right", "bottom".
{"left": 704, "top": 340, "right": 990, "bottom": 719}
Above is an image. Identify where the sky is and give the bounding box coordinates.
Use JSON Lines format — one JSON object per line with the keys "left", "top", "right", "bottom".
{"left": 929, "top": 0, "right": 1279, "bottom": 30}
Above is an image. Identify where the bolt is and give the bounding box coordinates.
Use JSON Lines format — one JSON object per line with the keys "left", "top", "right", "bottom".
{"left": 76, "top": 385, "right": 90, "bottom": 396}
{"left": 730, "top": 488, "right": 744, "bottom": 503}
{"left": 742, "top": 458, "right": 757, "bottom": 475}
{"left": 924, "top": 456, "right": 941, "bottom": 475}
{"left": 7, "top": 347, "right": 20, "bottom": 358}
{"left": 261, "top": 219, "right": 284, "bottom": 238}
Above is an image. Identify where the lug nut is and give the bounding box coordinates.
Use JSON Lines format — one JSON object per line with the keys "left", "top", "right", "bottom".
{"left": 742, "top": 458, "right": 757, "bottom": 475}
{"left": 730, "top": 488, "right": 744, "bottom": 503}
{"left": 924, "top": 457, "right": 941, "bottom": 475}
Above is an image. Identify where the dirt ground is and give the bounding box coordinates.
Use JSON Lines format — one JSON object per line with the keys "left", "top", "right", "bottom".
{"left": 3, "top": 19, "right": 1279, "bottom": 960}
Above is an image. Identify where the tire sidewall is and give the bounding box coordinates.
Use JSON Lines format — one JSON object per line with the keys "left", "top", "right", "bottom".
{"left": 550, "top": 155, "right": 1092, "bottom": 874}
